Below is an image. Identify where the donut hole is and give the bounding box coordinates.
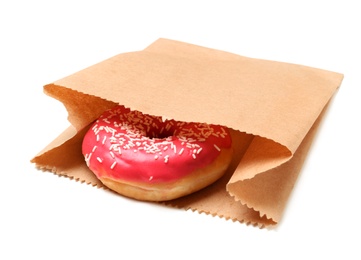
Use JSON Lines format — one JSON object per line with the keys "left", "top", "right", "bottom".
{"left": 149, "top": 128, "right": 174, "bottom": 140}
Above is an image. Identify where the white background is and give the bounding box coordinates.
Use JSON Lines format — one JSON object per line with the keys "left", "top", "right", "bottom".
{"left": 1, "top": 1, "right": 360, "bottom": 259}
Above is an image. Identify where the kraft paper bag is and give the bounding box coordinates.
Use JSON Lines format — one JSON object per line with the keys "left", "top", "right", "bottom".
{"left": 32, "top": 38, "right": 343, "bottom": 226}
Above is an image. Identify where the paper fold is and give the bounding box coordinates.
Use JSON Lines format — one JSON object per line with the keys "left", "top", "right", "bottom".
{"left": 32, "top": 38, "right": 343, "bottom": 226}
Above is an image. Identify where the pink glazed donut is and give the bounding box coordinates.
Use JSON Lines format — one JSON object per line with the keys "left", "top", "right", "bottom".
{"left": 82, "top": 105, "right": 233, "bottom": 201}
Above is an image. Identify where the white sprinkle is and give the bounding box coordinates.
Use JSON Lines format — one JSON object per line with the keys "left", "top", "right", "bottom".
{"left": 85, "top": 152, "right": 92, "bottom": 166}
{"left": 179, "top": 148, "right": 184, "bottom": 155}
{"left": 154, "top": 155, "right": 159, "bottom": 160}
{"left": 134, "top": 150, "right": 137, "bottom": 153}
{"left": 149, "top": 176, "right": 153, "bottom": 181}
{"left": 192, "top": 154, "right": 196, "bottom": 159}
{"left": 163, "top": 146, "right": 168, "bottom": 151}
{"left": 97, "top": 157, "right": 103, "bottom": 163}
{"left": 110, "top": 161, "right": 117, "bottom": 169}
{"left": 109, "top": 143, "right": 117, "bottom": 151}
{"left": 102, "top": 136, "right": 107, "bottom": 145}
{"left": 109, "top": 151, "right": 115, "bottom": 158}
{"left": 213, "top": 144, "right": 221, "bottom": 151}
{"left": 96, "top": 134, "right": 100, "bottom": 142}
{"left": 92, "top": 146, "right": 97, "bottom": 152}
{"left": 164, "top": 155, "right": 169, "bottom": 163}
{"left": 197, "top": 147, "right": 203, "bottom": 154}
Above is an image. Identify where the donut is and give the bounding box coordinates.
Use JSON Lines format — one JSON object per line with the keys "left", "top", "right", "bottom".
{"left": 82, "top": 105, "right": 233, "bottom": 201}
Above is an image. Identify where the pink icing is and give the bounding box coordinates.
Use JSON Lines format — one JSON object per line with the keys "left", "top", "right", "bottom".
{"left": 82, "top": 105, "right": 232, "bottom": 183}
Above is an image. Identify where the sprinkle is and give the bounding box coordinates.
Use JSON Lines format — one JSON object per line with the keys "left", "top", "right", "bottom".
{"left": 213, "top": 144, "right": 221, "bottom": 151}
{"left": 96, "top": 134, "right": 100, "bottom": 142}
{"left": 192, "top": 154, "right": 196, "bottom": 159}
{"left": 109, "top": 136, "right": 117, "bottom": 143}
{"left": 92, "top": 146, "right": 97, "bottom": 152}
{"left": 102, "top": 136, "right": 107, "bottom": 145}
{"left": 109, "top": 151, "right": 115, "bottom": 158}
{"left": 149, "top": 176, "right": 153, "bottom": 181}
{"left": 164, "top": 155, "right": 169, "bottom": 163}
{"left": 154, "top": 155, "right": 159, "bottom": 160}
{"left": 85, "top": 152, "right": 92, "bottom": 166}
{"left": 197, "top": 148, "right": 203, "bottom": 154}
{"left": 178, "top": 148, "right": 184, "bottom": 155}
{"left": 110, "top": 161, "right": 117, "bottom": 169}
{"left": 97, "top": 157, "right": 103, "bottom": 163}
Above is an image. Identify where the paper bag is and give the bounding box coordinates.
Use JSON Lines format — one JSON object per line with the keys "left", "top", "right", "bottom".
{"left": 32, "top": 38, "right": 343, "bottom": 226}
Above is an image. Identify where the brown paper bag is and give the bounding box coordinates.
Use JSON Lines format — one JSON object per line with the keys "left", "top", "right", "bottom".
{"left": 32, "top": 38, "right": 343, "bottom": 227}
